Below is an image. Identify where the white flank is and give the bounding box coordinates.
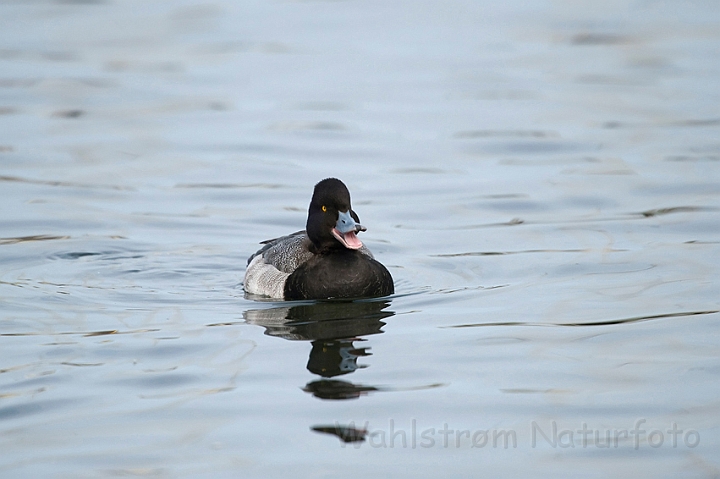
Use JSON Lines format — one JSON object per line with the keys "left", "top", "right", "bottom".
{"left": 243, "top": 254, "right": 289, "bottom": 299}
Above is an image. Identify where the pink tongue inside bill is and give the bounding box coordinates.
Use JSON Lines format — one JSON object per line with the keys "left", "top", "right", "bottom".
{"left": 332, "top": 228, "right": 363, "bottom": 250}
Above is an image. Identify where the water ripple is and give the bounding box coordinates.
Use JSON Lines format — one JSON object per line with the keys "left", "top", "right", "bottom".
{"left": 445, "top": 310, "right": 719, "bottom": 329}
{"left": 0, "top": 175, "right": 132, "bottom": 190}
{"left": 0, "top": 234, "right": 70, "bottom": 245}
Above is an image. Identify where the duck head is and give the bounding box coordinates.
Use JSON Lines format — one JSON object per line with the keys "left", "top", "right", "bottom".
{"left": 306, "top": 178, "right": 366, "bottom": 252}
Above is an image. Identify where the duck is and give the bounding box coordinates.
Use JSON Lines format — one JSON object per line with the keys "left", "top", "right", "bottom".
{"left": 244, "top": 178, "right": 394, "bottom": 300}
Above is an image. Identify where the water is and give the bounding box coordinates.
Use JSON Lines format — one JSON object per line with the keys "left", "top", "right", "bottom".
{"left": 1, "top": 1, "right": 719, "bottom": 477}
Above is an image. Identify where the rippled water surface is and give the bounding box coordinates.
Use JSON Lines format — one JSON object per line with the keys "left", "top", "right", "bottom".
{"left": 1, "top": 1, "right": 720, "bottom": 477}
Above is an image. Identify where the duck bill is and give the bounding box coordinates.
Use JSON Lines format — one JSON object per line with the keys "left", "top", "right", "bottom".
{"left": 332, "top": 228, "right": 363, "bottom": 249}
{"left": 333, "top": 210, "right": 364, "bottom": 250}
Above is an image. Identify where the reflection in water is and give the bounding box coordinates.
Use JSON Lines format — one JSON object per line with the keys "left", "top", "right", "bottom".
{"left": 311, "top": 424, "right": 368, "bottom": 443}
{"left": 303, "top": 379, "right": 378, "bottom": 400}
{"left": 306, "top": 338, "right": 370, "bottom": 377}
{"left": 245, "top": 300, "right": 394, "bottom": 399}
{"left": 244, "top": 300, "right": 393, "bottom": 341}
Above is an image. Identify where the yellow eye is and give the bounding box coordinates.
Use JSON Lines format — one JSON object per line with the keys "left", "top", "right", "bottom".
{"left": 321, "top": 205, "right": 327, "bottom": 212}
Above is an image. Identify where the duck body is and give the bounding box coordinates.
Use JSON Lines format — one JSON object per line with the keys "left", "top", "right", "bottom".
{"left": 244, "top": 178, "right": 394, "bottom": 300}
{"left": 284, "top": 248, "right": 393, "bottom": 300}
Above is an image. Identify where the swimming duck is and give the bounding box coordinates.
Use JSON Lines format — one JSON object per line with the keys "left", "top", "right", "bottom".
{"left": 244, "top": 178, "right": 394, "bottom": 300}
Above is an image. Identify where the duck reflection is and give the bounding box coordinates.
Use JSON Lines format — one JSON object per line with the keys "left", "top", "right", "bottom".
{"left": 304, "top": 378, "right": 379, "bottom": 400}
{"left": 244, "top": 300, "right": 392, "bottom": 340}
{"left": 244, "top": 300, "right": 394, "bottom": 400}
{"left": 311, "top": 424, "right": 368, "bottom": 443}
{"left": 306, "top": 338, "right": 370, "bottom": 377}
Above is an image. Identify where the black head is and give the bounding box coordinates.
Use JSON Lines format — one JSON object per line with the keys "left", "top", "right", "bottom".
{"left": 306, "top": 178, "right": 364, "bottom": 252}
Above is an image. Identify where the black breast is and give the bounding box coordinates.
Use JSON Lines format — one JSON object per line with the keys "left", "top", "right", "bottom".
{"left": 284, "top": 250, "right": 394, "bottom": 300}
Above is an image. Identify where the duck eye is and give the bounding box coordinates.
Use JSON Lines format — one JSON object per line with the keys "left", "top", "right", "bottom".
{"left": 321, "top": 205, "right": 327, "bottom": 212}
